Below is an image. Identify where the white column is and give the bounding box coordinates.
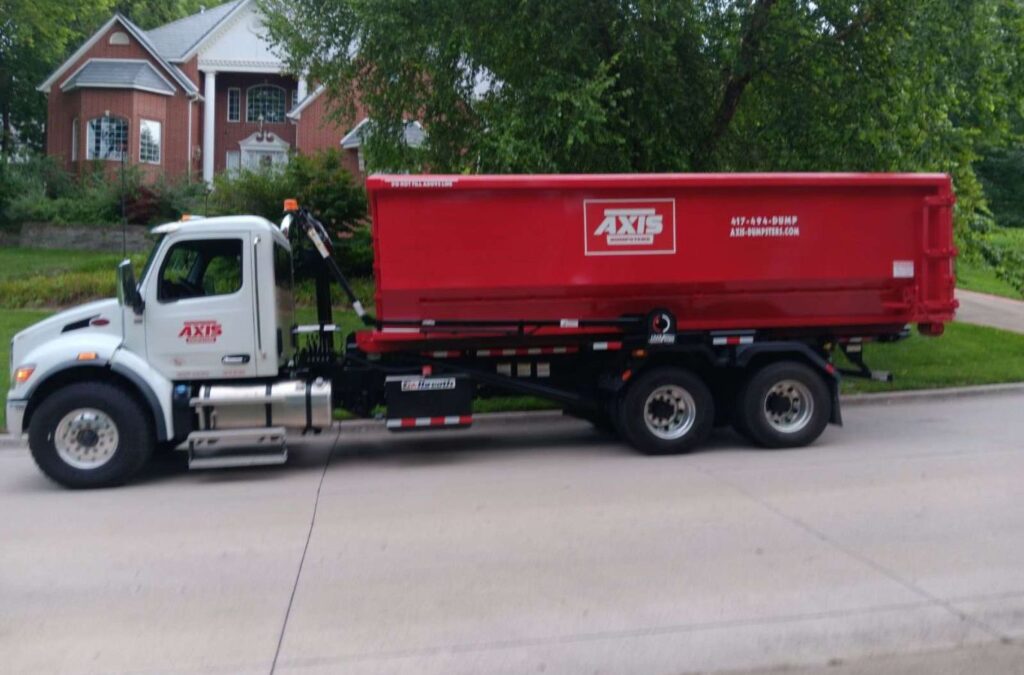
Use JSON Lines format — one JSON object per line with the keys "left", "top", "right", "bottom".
{"left": 202, "top": 70, "right": 217, "bottom": 183}
{"left": 296, "top": 76, "right": 308, "bottom": 104}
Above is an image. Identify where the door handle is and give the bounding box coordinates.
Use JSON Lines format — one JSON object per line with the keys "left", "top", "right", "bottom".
{"left": 222, "top": 354, "right": 251, "bottom": 365}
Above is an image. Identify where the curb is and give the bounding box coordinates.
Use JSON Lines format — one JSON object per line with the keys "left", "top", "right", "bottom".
{"left": 2, "top": 383, "right": 1022, "bottom": 448}
{"left": 841, "top": 382, "right": 1024, "bottom": 406}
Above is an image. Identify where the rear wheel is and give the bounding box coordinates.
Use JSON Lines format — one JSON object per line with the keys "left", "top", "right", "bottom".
{"left": 618, "top": 367, "right": 714, "bottom": 455}
{"left": 29, "top": 382, "right": 154, "bottom": 488}
{"left": 737, "top": 361, "right": 830, "bottom": 449}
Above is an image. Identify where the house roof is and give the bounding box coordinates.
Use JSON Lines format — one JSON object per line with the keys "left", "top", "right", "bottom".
{"left": 340, "top": 118, "right": 427, "bottom": 149}
{"left": 145, "top": 1, "right": 245, "bottom": 62}
{"left": 287, "top": 85, "right": 326, "bottom": 119}
{"left": 60, "top": 59, "right": 176, "bottom": 96}
{"left": 37, "top": 14, "right": 199, "bottom": 96}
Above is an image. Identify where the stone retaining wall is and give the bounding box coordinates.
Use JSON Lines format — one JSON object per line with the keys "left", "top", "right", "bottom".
{"left": 0, "top": 223, "right": 153, "bottom": 253}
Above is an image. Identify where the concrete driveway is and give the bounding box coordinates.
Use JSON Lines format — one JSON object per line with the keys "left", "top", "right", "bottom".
{"left": 2, "top": 391, "right": 1023, "bottom": 675}
{"left": 956, "top": 289, "right": 1024, "bottom": 334}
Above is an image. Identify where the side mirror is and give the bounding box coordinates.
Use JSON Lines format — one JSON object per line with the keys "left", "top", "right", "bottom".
{"left": 117, "top": 260, "right": 145, "bottom": 315}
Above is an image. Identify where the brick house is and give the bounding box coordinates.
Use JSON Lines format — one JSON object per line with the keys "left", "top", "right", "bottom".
{"left": 37, "top": 0, "right": 402, "bottom": 184}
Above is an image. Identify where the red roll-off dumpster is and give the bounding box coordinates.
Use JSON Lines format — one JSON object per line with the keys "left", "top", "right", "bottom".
{"left": 358, "top": 173, "right": 957, "bottom": 352}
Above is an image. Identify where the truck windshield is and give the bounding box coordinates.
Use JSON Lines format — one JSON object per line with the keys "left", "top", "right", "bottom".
{"left": 137, "top": 234, "right": 166, "bottom": 287}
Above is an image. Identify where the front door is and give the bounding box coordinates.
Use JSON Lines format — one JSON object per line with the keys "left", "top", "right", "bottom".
{"left": 145, "top": 233, "right": 258, "bottom": 381}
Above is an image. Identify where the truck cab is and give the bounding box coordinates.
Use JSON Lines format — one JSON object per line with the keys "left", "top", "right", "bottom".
{"left": 6, "top": 216, "right": 321, "bottom": 488}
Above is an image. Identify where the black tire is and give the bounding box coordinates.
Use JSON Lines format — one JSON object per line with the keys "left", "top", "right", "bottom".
{"left": 737, "top": 361, "right": 831, "bottom": 449}
{"left": 29, "top": 382, "right": 155, "bottom": 489}
{"left": 617, "top": 366, "right": 714, "bottom": 455}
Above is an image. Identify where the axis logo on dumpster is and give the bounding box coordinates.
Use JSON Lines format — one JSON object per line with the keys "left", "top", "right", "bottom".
{"left": 583, "top": 198, "right": 676, "bottom": 256}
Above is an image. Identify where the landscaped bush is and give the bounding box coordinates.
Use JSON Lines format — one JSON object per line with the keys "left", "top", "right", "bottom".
{"left": 0, "top": 155, "right": 207, "bottom": 227}
{"left": 210, "top": 149, "right": 369, "bottom": 277}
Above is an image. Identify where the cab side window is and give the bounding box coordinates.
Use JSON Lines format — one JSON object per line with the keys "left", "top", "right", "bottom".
{"left": 158, "top": 239, "right": 243, "bottom": 302}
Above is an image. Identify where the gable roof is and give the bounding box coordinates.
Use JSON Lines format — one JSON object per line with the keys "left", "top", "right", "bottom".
{"left": 340, "top": 118, "right": 426, "bottom": 149}
{"left": 145, "top": 1, "right": 246, "bottom": 62}
{"left": 60, "top": 59, "right": 176, "bottom": 96}
{"left": 37, "top": 14, "right": 198, "bottom": 96}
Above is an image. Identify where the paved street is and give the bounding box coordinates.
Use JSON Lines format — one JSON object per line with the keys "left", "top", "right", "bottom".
{"left": 1, "top": 391, "right": 1023, "bottom": 675}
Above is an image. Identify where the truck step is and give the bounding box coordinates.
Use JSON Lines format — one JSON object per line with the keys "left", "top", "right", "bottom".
{"left": 186, "top": 427, "right": 288, "bottom": 470}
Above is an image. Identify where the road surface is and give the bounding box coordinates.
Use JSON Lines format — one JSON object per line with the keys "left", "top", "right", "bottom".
{"left": 1, "top": 391, "right": 1023, "bottom": 674}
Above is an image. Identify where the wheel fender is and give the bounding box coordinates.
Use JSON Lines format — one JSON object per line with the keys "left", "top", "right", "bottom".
{"left": 735, "top": 342, "right": 842, "bottom": 426}
{"left": 15, "top": 332, "right": 123, "bottom": 402}
{"left": 108, "top": 349, "right": 174, "bottom": 441}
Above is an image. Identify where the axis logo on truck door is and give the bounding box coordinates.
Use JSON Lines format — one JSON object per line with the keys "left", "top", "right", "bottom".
{"left": 584, "top": 199, "right": 676, "bottom": 256}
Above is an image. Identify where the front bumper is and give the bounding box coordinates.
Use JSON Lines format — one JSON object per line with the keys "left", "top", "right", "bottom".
{"left": 6, "top": 398, "right": 26, "bottom": 437}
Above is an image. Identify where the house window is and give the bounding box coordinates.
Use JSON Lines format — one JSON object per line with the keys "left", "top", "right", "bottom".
{"left": 226, "top": 151, "right": 241, "bottom": 176}
{"left": 139, "top": 119, "right": 161, "bottom": 164}
{"left": 86, "top": 116, "right": 128, "bottom": 161}
{"left": 291, "top": 89, "right": 299, "bottom": 110}
{"left": 247, "top": 85, "right": 285, "bottom": 123}
{"left": 71, "top": 118, "right": 79, "bottom": 161}
{"left": 227, "top": 88, "right": 240, "bottom": 122}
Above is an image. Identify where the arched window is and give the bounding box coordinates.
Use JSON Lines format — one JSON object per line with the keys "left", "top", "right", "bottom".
{"left": 246, "top": 85, "right": 286, "bottom": 123}
{"left": 86, "top": 116, "right": 128, "bottom": 161}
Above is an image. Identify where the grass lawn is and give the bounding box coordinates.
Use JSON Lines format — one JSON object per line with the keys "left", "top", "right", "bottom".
{"left": 840, "top": 322, "right": 1024, "bottom": 393}
{"left": 956, "top": 257, "right": 1023, "bottom": 299}
{"left": 956, "top": 226, "right": 1024, "bottom": 300}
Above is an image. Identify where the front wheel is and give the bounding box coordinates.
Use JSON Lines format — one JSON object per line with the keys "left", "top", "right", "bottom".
{"left": 737, "top": 361, "right": 831, "bottom": 449}
{"left": 29, "top": 382, "right": 155, "bottom": 488}
{"left": 617, "top": 367, "right": 714, "bottom": 455}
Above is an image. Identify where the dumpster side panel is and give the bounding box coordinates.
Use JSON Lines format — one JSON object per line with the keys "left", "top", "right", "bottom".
{"left": 364, "top": 174, "right": 955, "bottom": 342}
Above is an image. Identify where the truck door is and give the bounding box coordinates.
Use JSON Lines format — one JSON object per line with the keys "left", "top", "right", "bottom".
{"left": 144, "top": 233, "right": 258, "bottom": 380}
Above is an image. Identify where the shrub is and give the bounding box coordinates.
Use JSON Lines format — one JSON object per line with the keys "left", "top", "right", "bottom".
{"left": 1, "top": 155, "right": 208, "bottom": 227}
{"left": 209, "top": 149, "right": 369, "bottom": 277}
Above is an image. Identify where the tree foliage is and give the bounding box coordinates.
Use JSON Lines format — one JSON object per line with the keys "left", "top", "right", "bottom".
{"left": 0, "top": 0, "right": 207, "bottom": 155}
{"left": 261, "top": 0, "right": 1023, "bottom": 224}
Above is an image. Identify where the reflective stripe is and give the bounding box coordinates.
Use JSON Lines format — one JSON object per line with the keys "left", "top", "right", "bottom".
{"left": 712, "top": 335, "right": 755, "bottom": 346}
{"left": 386, "top": 415, "right": 472, "bottom": 429}
{"left": 592, "top": 341, "right": 623, "bottom": 351}
{"left": 477, "top": 346, "right": 578, "bottom": 357}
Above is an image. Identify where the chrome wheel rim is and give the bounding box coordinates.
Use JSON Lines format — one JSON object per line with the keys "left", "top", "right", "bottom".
{"left": 54, "top": 408, "right": 119, "bottom": 470}
{"left": 643, "top": 385, "right": 697, "bottom": 440}
{"left": 763, "top": 380, "right": 814, "bottom": 434}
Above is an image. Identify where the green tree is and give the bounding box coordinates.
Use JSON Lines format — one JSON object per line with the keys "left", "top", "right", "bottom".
{"left": 113, "top": 1, "right": 208, "bottom": 30}
{"left": 260, "top": 0, "right": 1023, "bottom": 230}
{"left": 0, "top": 0, "right": 113, "bottom": 154}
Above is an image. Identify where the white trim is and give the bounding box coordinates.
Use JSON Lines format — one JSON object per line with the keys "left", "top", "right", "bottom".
{"left": 227, "top": 87, "right": 241, "bottom": 122}
{"left": 37, "top": 16, "right": 196, "bottom": 95}
{"left": 287, "top": 84, "right": 325, "bottom": 119}
{"left": 340, "top": 118, "right": 370, "bottom": 149}
{"left": 71, "top": 118, "right": 79, "bottom": 161}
